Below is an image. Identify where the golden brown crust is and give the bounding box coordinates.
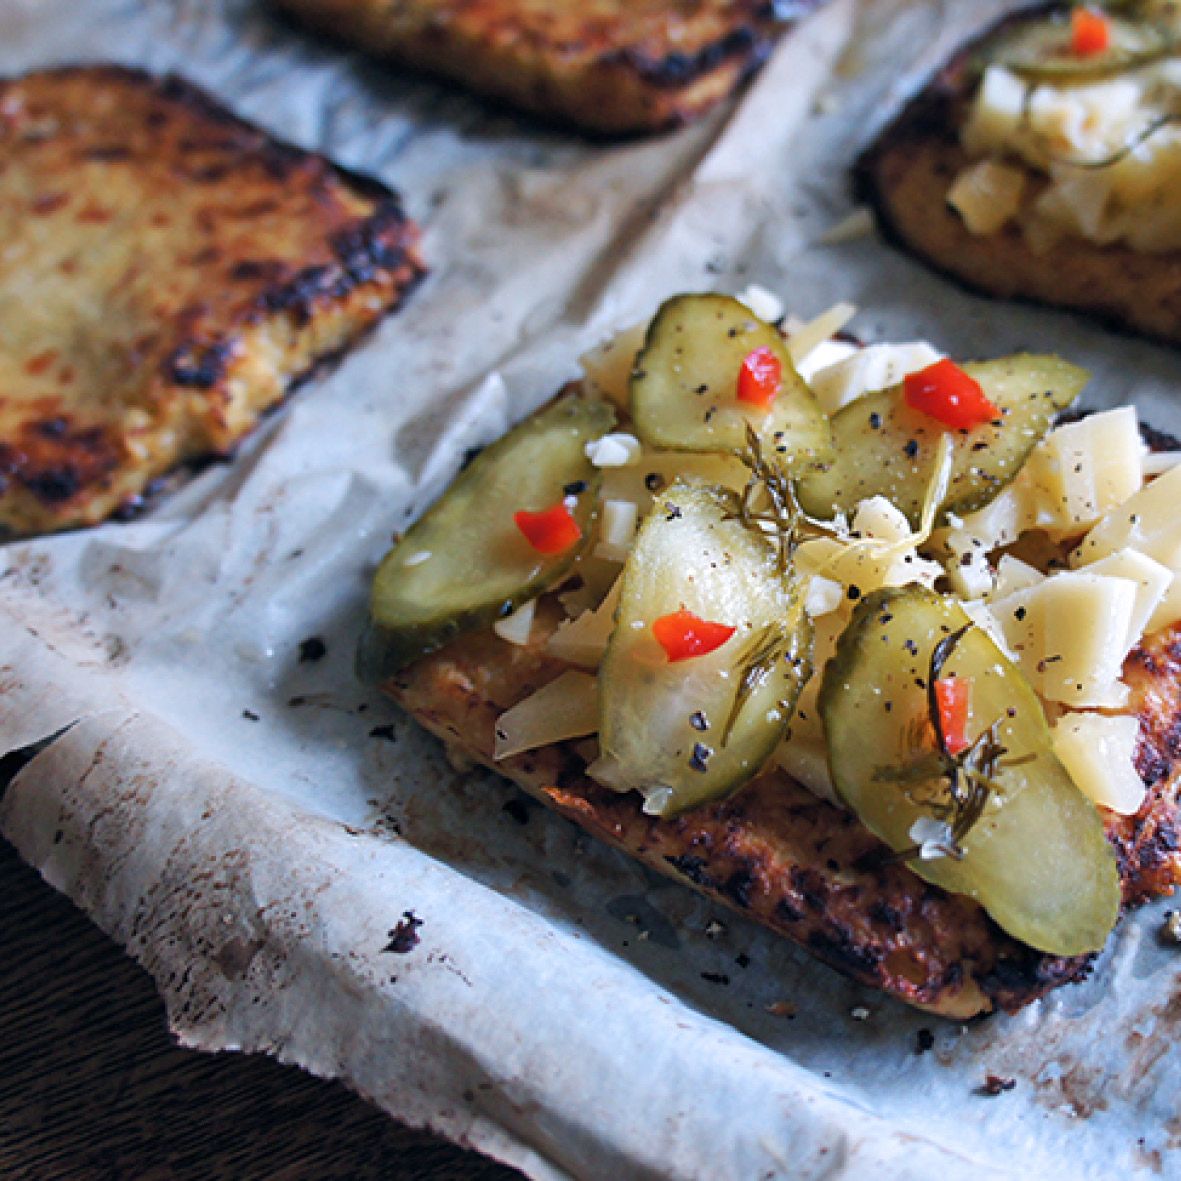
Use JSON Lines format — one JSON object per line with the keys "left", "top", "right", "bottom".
{"left": 855, "top": 6, "right": 1181, "bottom": 347}
{"left": 272, "top": 0, "right": 819, "bottom": 135}
{"left": 382, "top": 588, "right": 1181, "bottom": 1018}
{"left": 0, "top": 65, "right": 426, "bottom": 537}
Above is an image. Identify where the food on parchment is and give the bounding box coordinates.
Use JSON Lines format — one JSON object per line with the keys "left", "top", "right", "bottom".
{"left": 857, "top": 2, "right": 1181, "bottom": 345}
{"left": 271, "top": 0, "right": 821, "bottom": 135}
{"left": 364, "top": 287, "right": 1181, "bottom": 1016}
{"left": 0, "top": 65, "right": 424, "bottom": 537}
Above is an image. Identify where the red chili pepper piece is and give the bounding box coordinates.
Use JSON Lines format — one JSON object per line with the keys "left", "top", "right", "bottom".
{"left": 736, "top": 346, "right": 783, "bottom": 410}
{"left": 934, "top": 676, "right": 971, "bottom": 756}
{"left": 514, "top": 502, "right": 581, "bottom": 555}
{"left": 1071, "top": 8, "right": 1111, "bottom": 57}
{"left": 652, "top": 609, "right": 737, "bottom": 663}
{"left": 903, "top": 359, "right": 1000, "bottom": 430}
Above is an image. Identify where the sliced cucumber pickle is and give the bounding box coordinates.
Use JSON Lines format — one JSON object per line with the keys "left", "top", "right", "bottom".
{"left": 796, "top": 354, "right": 1088, "bottom": 529}
{"left": 988, "top": 11, "right": 1176, "bottom": 82}
{"left": 819, "top": 586, "right": 1120, "bottom": 957}
{"left": 598, "top": 480, "right": 812, "bottom": 818}
{"left": 630, "top": 293, "right": 832, "bottom": 470}
{"left": 359, "top": 396, "right": 615, "bottom": 680}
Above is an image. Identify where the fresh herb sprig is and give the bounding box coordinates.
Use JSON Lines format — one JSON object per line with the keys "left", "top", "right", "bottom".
{"left": 881, "top": 626, "right": 1031, "bottom": 862}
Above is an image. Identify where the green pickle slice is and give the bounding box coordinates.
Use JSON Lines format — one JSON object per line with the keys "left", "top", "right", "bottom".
{"left": 630, "top": 293, "right": 832, "bottom": 470}
{"left": 796, "top": 354, "right": 1088, "bottom": 528}
{"left": 988, "top": 11, "right": 1177, "bottom": 82}
{"left": 819, "top": 586, "right": 1120, "bottom": 957}
{"left": 598, "top": 480, "right": 812, "bottom": 817}
{"left": 359, "top": 396, "right": 615, "bottom": 680}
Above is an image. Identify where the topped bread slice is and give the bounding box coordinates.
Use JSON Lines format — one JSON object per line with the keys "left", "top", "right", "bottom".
{"left": 272, "top": 0, "right": 817, "bottom": 135}
{"left": 0, "top": 65, "right": 425, "bottom": 537}
{"left": 856, "top": 3, "right": 1181, "bottom": 346}
{"left": 363, "top": 293, "right": 1181, "bottom": 1017}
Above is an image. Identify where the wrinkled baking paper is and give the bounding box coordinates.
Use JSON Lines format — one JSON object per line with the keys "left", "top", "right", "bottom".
{"left": 3, "top": 1, "right": 1181, "bottom": 1177}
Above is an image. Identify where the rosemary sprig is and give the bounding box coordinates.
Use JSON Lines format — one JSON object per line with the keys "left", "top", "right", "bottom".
{"left": 721, "top": 623, "right": 787, "bottom": 745}
{"left": 880, "top": 625, "right": 1029, "bottom": 863}
{"left": 729, "top": 424, "right": 844, "bottom": 570}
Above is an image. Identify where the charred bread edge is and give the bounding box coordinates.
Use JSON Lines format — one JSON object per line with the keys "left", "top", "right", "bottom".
{"left": 270, "top": 0, "right": 825, "bottom": 137}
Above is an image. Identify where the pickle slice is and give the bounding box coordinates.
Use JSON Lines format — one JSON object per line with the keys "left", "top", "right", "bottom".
{"left": 359, "top": 396, "right": 615, "bottom": 680}
{"left": 598, "top": 480, "right": 812, "bottom": 817}
{"left": 988, "top": 12, "right": 1176, "bottom": 82}
{"left": 630, "top": 293, "right": 832, "bottom": 470}
{"left": 819, "top": 586, "right": 1120, "bottom": 957}
{"left": 796, "top": 354, "right": 1088, "bottom": 529}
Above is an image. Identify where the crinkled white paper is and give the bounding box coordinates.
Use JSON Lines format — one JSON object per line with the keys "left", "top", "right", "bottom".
{"left": 3, "top": 2, "right": 1181, "bottom": 1177}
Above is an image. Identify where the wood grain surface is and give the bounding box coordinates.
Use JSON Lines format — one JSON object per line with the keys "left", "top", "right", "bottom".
{"left": 0, "top": 831, "right": 523, "bottom": 1181}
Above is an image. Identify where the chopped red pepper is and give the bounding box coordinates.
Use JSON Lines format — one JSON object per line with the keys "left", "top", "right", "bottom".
{"left": 514, "top": 502, "right": 581, "bottom": 555}
{"left": 736, "top": 346, "right": 783, "bottom": 410}
{"left": 934, "top": 676, "right": 971, "bottom": 756}
{"left": 652, "top": 609, "right": 737, "bottom": 663}
{"left": 903, "top": 359, "right": 1000, "bottom": 430}
{"left": 1071, "top": 8, "right": 1111, "bottom": 57}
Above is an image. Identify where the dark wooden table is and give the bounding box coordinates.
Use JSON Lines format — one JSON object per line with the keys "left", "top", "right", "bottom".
{"left": 0, "top": 834, "right": 523, "bottom": 1180}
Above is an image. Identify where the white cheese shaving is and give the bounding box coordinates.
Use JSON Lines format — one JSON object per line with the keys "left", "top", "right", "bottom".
{"left": 546, "top": 578, "right": 622, "bottom": 668}
{"left": 947, "top": 160, "right": 1027, "bottom": 235}
{"left": 807, "top": 341, "right": 943, "bottom": 416}
{"left": 736, "top": 283, "right": 785, "bottom": 324}
{"left": 785, "top": 301, "right": 857, "bottom": 367}
{"left": 493, "top": 669, "right": 600, "bottom": 760}
{"left": 1051, "top": 713, "right": 1146, "bottom": 815}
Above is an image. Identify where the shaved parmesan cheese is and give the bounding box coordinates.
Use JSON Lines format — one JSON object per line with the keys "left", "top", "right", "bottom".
{"left": 794, "top": 339, "right": 858, "bottom": 383}
{"left": 494, "top": 669, "right": 600, "bottom": 759}
{"left": 990, "top": 554, "right": 1044, "bottom": 599}
{"left": 808, "top": 341, "right": 943, "bottom": 416}
{"left": 1084, "top": 549, "right": 1172, "bottom": 648}
{"left": 987, "top": 571, "right": 1136, "bottom": 708}
{"left": 785, "top": 301, "right": 857, "bottom": 367}
{"left": 1052, "top": 713, "right": 1146, "bottom": 815}
{"left": 962, "top": 66, "right": 1028, "bottom": 157}
{"left": 493, "top": 597, "right": 537, "bottom": 646}
{"left": 546, "top": 579, "right": 622, "bottom": 668}
{"left": 737, "top": 284, "right": 785, "bottom": 324}
{"left": 947, "top": 160, "right": 1027, "bottom": 235}
{"left": 1072, "top": 462, "right": 1181, "bottom": 569}
{"left": 1020, "top": 408, "right": 1143, "bottom": 537}
{"left": 579, "top": 323, "right": 646, "bottom": 409}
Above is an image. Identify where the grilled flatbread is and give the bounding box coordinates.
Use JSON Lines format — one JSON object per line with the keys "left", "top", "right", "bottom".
{"left": 272, "top": 0, "right": 817, "bottom": 135}
{"left": 856, "top": 4, "right": 1181, "bottom": 346}
{"left": 0, "top": 65, "right": 425, "bottom": 537}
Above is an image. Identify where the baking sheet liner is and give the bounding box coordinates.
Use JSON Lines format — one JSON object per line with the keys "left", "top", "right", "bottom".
{"left": 2, "top": 1, "right": 1180, "bottom": 1176}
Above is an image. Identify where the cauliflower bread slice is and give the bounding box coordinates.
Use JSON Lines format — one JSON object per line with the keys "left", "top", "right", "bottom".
{"left": 368, "top": 292, "right": 1181, "bottom": 1016}
{"left": 272, "top": 0, "right": 819, "bottom": 135}
{"left": 0, "top": 65, "right": 425, "bottom": 537}
{"left": 856, "top": 3, "right": 1181, "bottom": 346}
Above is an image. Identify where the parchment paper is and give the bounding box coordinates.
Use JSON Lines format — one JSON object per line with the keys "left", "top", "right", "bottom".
{"left": 2, "top": 1, "right": 1180, "bottom": 1177}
